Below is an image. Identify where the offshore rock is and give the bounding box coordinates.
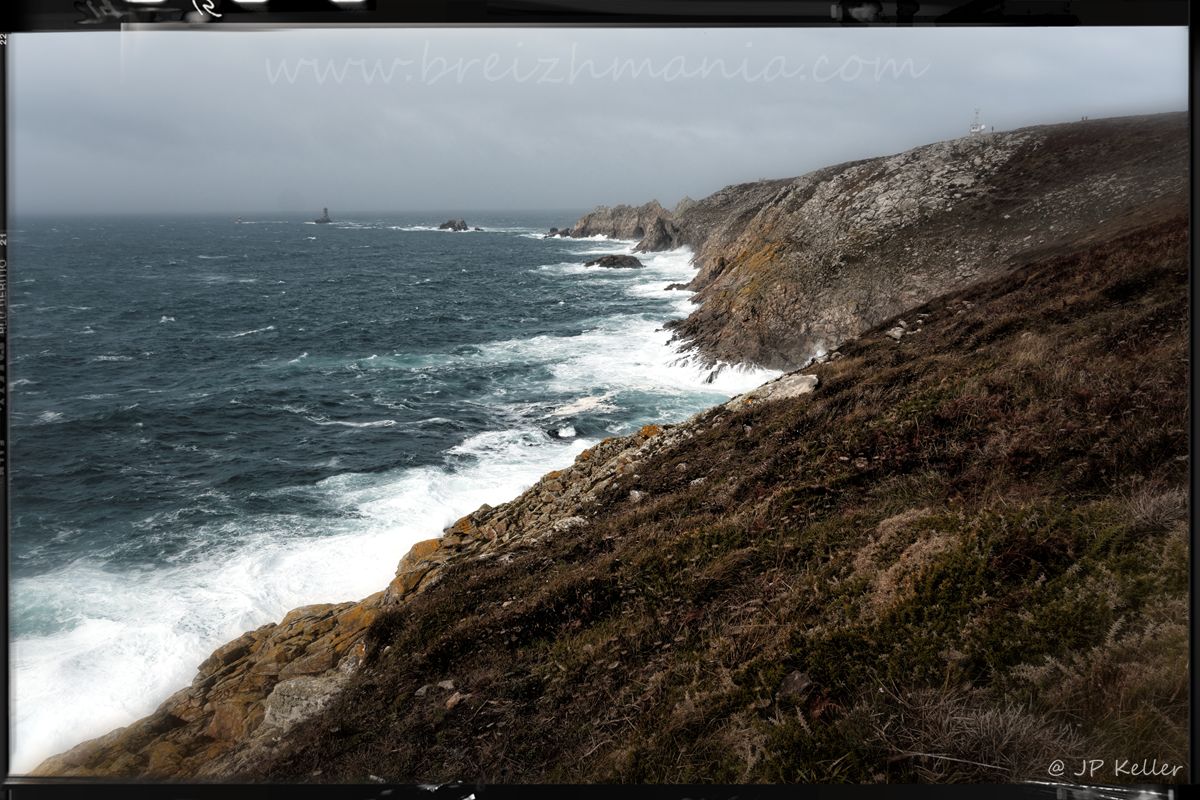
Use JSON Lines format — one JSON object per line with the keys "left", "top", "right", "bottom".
{"left": 585, "top": 254, "right": 644, "bottom": 269}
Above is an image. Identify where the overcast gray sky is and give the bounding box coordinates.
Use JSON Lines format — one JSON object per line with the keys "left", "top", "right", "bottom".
{"left": 10, "top": 27, "right": 1187, "bottom": 215}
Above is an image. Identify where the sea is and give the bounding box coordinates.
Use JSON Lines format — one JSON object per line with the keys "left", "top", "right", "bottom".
{"left": 6, "top": 212, "right": 777, "bottom": 772}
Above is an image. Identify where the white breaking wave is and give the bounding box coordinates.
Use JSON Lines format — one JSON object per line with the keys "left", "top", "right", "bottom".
{"left": 160, "top": 316, "right": 175, "bottom": 323}
{"left": 510, "top": 247, "right": 779, "bottom": 400}
{"left": 227, "top": 325, "right": 276, "bottom": 338}
{"left": 552, "top": 392, "right": 618, "bottom": 417}
{"left": 93, "top": 355, "right": 134, "bottom": 362}
{"left": 305, "top": 415, "right": 397, "bottom": 429}
{"left": 10, "top": 426, "right": 595, "bottom": 772}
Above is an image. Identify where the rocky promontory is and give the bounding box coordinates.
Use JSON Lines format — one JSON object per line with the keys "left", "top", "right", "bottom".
{"left": 548, "top": 200, "right": 676, "bottom": 243}
{"left": 547, "top": 115, "right": 1186, "bottom": 370}
{"left": 660, "top": 113, "right": 1188, "bottom": 369}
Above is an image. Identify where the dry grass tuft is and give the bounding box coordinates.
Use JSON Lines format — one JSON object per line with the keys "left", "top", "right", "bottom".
{"left": 1122, "top": 484, "right": 1188, "bottom": 534}
{"left": 852, "top": 684, "right": 1083, "bottom": 782}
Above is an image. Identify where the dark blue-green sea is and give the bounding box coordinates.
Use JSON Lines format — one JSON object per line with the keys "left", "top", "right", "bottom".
{"left": 7, "top": 212, "right": 776, "bottom": 771}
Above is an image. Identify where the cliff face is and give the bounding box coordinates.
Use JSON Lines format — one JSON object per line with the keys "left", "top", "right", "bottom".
{"left": 554, "top": 114, "right": 1186, "bottom": 371}
{"left": 661, "top": 113, "right": 1188, "bottom": 369}
{"left": 557, "top": 200, "right": 675, "bottom": 242}
{"left": 30, "top": 114, "right": 1190, "bottom": 783}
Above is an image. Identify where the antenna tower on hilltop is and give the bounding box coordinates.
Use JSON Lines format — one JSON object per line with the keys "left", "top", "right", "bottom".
{"left": 969, "top": 108, "right": 986, "bottom": 136}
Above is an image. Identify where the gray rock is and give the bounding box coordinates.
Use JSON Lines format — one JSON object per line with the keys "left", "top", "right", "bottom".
{"left": 584, "top": 254, "right": 644, "bottom": 269}
{"left": 261, "top": 674, "right": 346, "bottom": 733}
{"left": 552, "top": 516, "right": 588, "bottom": 533}
{"left": 777, "top": 670, "right": 814, "bottom": 701}
{"left": 724, "top": 373, "right": 819, "bottom": 411}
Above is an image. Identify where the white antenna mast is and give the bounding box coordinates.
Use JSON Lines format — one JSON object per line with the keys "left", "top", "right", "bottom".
{"left": 969, "top": 108, "right": 985, "bottom": 136}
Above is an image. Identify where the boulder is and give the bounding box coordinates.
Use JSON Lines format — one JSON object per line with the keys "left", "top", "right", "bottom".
{"left": 724, "top": 373, "right": 819, "bottom": 412}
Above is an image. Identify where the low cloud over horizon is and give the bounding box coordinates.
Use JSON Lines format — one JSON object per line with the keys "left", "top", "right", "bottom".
{"left": 11, "top": 27, "right": 1188, "bottom": 215}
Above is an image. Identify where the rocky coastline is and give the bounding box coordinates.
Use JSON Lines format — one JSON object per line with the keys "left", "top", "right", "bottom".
{"left": 555, "top": 113, "right": 1187, "bottom": 370}
{"left": 30, "top": 112, "right": 1189, "bottom": 781}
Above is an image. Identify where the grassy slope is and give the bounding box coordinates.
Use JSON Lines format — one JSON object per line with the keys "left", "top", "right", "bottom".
{"left": 254, "top": 209, "right": 1189, "bottom": 784}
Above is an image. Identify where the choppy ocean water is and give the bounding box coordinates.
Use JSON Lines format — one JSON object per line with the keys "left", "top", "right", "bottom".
{"left": 7, "top": 212, "right": 778, "bottom": 771}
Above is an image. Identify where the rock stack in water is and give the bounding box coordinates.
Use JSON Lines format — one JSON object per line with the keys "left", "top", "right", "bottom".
{"left": 584, "top": 255, "right": 643, "bottom": 269}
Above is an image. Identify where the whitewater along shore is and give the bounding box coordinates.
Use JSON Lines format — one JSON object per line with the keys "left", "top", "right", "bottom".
{"left": 31, "top": 112, "right": 1189, "bottom": 781}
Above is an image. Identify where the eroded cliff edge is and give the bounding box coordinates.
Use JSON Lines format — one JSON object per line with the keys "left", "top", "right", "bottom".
{"left": 32, "top": 113, "right": 1189, "bottom": 782}
{"left": 557, "top": 113, "right": 1187, "bottom": 370}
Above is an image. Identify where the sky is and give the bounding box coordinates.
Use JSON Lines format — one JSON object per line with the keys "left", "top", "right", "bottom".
{"left": 9, "top": 26, "right": 1188, "bottom": 215}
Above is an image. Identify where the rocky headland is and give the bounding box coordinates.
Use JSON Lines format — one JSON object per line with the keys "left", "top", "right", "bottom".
{"left": 564, "top": 113, "right": 1187, "bottom": 370}
{"left": 31, "top": 113, "right": 1189, "bottom": 783}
